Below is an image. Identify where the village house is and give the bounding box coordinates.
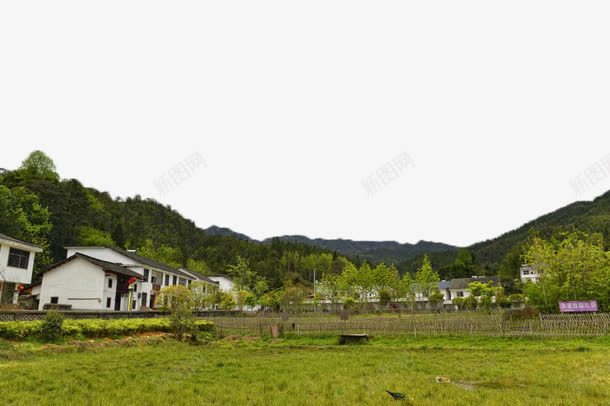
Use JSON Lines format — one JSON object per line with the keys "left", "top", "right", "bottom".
{"left": 520, "top": 265, "right": 540, "bottom": 283}
{"left": 0, "top": 233, "right": 43, "bottom": 305}
{"left": 38, "top": 246, "right": 195, "bottom": 311}
{"left": 446, "top": 276, "right": 499, "bottom": 302}
{"left": 207, "top": 274, "right": 235, "bottom": 292}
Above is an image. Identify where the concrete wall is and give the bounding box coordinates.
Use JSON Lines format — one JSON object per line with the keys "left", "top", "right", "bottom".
{"left": 0, "top": 243, "right": 37, "bottom": 285}
{"left": 39, "top": 257, "right": 105, "bottom": 310}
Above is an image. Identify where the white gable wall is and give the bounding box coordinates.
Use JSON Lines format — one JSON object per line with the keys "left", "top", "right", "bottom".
{"left": 66, "top": 247, "right": 136, "bottom": 265}
{"left": 0, "top": 243, "right": 38, "bottom": 284}
{"left": 39, "top": 257, "right": 105, "bottom": 310}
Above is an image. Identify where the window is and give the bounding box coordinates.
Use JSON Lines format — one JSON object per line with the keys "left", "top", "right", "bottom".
{"left": 108, "top": 278, "right": 113, "bottom": 288}
{"left": 141, "top": 293, "right": 147, "bottom": 308}
{"left": 106, "top": 298, "right": 112, "bottom": 308}
{"left": 457, "top": 291, "right": 464, "bottom": 298}
{"left": 143, "top": 269, "right": 149, "bottom": 282}
{"left": 133, "top": 283, "right": 137, "bottom": 292}
{"left": 7, "top": 248, "right": 30, "bottom": 269}
{"left": 165, "top": 274, "right": 170, "bottom": 286}
{"left": 172, "top": 275, "right": 177, "bottom": 285}
{"left": 50, "top": 297, "right": 59, "bottom": 304}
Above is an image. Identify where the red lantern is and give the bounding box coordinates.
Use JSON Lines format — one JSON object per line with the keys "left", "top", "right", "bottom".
{"left": 17, "top": 285, "right": 25, "bottom": 292}
{"left": 128, "top": 277, "right": 137, "bottom": 285}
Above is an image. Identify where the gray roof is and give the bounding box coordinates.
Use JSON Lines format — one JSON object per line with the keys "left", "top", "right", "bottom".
{"left": 450, "top": 276, "right": 499, "bottom": 290}
{"left": 179, "top": 268, "right": 218, "bottom": 284}
{"left": 72, "top": 246, "right": 194, "bottom": 279}
{"left": 438, "top": 280, "right": 451, "bottom": 290}
{"left": 0, "top": 232, "right": 43, "bottom": 251}
{"left": 44, "top": 253, "right": 143, "bottom": 278}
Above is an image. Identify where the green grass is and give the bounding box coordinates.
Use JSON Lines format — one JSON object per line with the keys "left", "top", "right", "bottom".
{"left": 0, "top": 336, "right": 608, "bottom": 405}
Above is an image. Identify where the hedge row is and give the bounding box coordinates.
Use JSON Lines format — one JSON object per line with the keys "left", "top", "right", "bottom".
{"left": 0, "top": 318, "right": 214, "bottom": 340}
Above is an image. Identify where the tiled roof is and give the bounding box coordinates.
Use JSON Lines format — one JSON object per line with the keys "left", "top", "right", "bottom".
{"left": 0, "top": 232, "right": 43, "bottom": 251}
{"left": 449, "top": 276, "right": 499, "bottom": 290}
{"left": 44, "top": 253, "right": 143, "bottom": 278}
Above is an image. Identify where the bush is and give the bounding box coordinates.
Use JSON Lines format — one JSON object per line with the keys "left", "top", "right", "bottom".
{"left": 0, "top": 318, "right": 213, "bottom": 341}
{"left": 39, "top": 311, "right": 64, "bottom": 342}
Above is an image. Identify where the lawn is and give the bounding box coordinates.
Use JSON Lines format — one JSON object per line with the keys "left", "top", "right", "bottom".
{"left": 0, "top": 336, "right": 608, "bottom": 405}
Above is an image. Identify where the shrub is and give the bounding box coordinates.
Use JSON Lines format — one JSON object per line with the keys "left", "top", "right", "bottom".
{"left": 0, "top": 318, "right": 213, "bottom": 341}
{"left": 39, "top": 311, "right": 64, "bottom": 342}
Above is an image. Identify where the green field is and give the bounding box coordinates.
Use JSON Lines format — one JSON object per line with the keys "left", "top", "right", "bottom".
{"left": 1, "top": 336, "right": 608, "bottom": 405}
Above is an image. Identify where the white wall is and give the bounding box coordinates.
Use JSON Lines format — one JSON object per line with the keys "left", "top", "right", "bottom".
{"left": 66, "top": 247, "right": 136, "bottom": 265}
{"left": 39, "top": 257, "right": 105, "bottom": 310}
{"left": 0, "top": 243, "right": 37, "bottom": 284}
{"left": 208, "top": 276, "right": 234, "bottom": 292}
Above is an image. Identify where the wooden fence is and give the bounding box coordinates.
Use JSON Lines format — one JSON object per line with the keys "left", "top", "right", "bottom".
{"left": 214, "top": 313, "right": 610, "bottom": 338}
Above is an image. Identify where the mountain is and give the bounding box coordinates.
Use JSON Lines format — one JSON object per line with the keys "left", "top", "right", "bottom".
{"left": 204, "top": 225, "right": 253, "bottom": 241}
{"left": 401, "top": 189, "right": 610, "bottom": 275}
{"left": 262, "top": 236, "right": 457, "bottom": 264}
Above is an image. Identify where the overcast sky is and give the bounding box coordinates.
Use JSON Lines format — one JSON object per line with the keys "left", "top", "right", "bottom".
{"left": 1, "top": 1, "right": 609, "bottom": 247}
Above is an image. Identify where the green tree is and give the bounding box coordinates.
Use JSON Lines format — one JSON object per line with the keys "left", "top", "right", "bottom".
{"left": 415, "top": 255, "right": 440, "bottom": 299}
{"left": 19, "top": 150, "right": 59, "bottom": 180}
{"left": 523, "top": 231, "right": 610, "bottom": 312}
{"left": 227, "top": 256, "right": 255, "bottom": 291}
{"left": 452, "top": 248, "right": 474, "bottom": 278}
{"left": 75, "top": 226, "right": 115, "bottom": 246}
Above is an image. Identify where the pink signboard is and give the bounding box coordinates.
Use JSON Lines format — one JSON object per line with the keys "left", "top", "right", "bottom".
{"left": 559, "top": 300, "right": 598, "bottom": 313}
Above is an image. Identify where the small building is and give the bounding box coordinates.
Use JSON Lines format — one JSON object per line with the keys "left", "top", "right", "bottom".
{"left": 520, "top": 265, "right": 540, "bottom": 283}
{"left": 208, "top": 274, "right": 234, "bottom": 292}
{"left": 0, "top": 233, "right": 43, "bottom": 305}
{"left": 39, "top": 246, "right": 195, "bottom": 310}
{"left": 448, "top": 276, "right": 499, "bottom": 300}
{"left": 38, "top": 253, "right": 143, "bottom": 311}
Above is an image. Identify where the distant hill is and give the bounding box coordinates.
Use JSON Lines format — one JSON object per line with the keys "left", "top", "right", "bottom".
{"left": 262, "top": 235, "right": 457, "bottom": 264}
{"left": 402, "top": 189, "right": 610, "bottom": 274}
{"left": 204, "top": 225, "right": 253, "bottom": 241}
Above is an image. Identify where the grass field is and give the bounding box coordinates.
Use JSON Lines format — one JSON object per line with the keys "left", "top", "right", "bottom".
{"left": 1, "top": 336, "right": 608, "bottom": 405}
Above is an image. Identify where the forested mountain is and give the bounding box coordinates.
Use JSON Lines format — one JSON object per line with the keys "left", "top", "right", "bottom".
{"left": 2, "top": 151, "right": 609, "bottom": 293}
{"left": 0, "top": 152, "right": 353, "bottom": 289}
{"left": 204, "top": 226, "right": 253, "bottom": 241}
{"left": 399, "top": 189, "right": 610, "bottom": 285}
{"left": 262, "top": 236, "right": 456, "bottom": 264}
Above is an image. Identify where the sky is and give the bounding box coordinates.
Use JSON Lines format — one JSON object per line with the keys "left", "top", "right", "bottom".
{"left": 1, "top": 1, "right": 609, "bottom": 247}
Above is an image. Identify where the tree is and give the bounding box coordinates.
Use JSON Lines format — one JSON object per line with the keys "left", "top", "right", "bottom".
{"left": 157, "top": 285, "right": 195, "bottom": 339}
{"left": 415, "top": 255, "right": 440, "bottom": 299}
{"left": 523, "top": 231, "right": 610, "bottom": 312}
{"left": 452, "top": 248, "right": 474, "bottom": 278}
{"left": 0, "top": 185, "right": 53, "bottom": 274}
{"left": 227, "top": 256, "right": 255, "bottom": 291}
{"left": 75, "top": 226, "right": 115, "bottom": 246}
{"left": 19, "top": 150, "right": 59, "bottom": 180}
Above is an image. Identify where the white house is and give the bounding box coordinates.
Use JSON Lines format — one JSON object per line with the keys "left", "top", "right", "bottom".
{"left": 447, "top": 276, "right": 499, "bottom": 302}
{"left": 0, "top": 233, "right": 43, "bottom": 305}
{"left": 207, "top": 274, "right": 234, "bottom": 292}
{"left": 39, "top": 253, "right": 144, "bottom": 310}
{"left": 38, "top": 246, "right": 195, "bottom": 310}
{"left": 520, "top": 265, "right": 540, "bottom": 283}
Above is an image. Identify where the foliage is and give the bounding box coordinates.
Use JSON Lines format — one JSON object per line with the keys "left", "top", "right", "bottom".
{"left": 523, "top": 231, "right": 610, "bottom": 312}
{"left": 0, "top": 318, "right": 213, "bottom": 341}
{"left": 414, "top": 255, "right": 440, "bottom": 299}
{"left": 1, "top": 151, "right": 354, "bottom": 287}
{"left": 75, "top": 225, "right": 115, "bottom": 246}
{"left": 218, "top": 292, "right": 237, "bottom": 311}
{"left": 0, "top": 185, "right": 53, "bottom": 272}
{"left": 39, "top": 311, "right": 64, "bottom": 342}
{"left": 19, "top": 150, "right": 59, "bottom": 181}
{"left": 157, "top": 285, "right": 196, "bottom": 338}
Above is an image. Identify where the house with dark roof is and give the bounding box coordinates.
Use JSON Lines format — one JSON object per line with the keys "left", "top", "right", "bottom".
{"left": 39, "top": 253, "right": 143, "bottom": 310}
{"left": 37, "top": 246, "right": 195, "bottom": 311}
{"left": 447, "top": 276, "right": 499, "bottom": 302}
{"left": 0, "top": 233, "right": 43, "bottom": 305}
